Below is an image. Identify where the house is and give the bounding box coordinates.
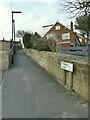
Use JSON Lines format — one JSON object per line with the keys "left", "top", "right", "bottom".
{"left": 0, "top": 39, "right": 11, "bottom": 51}
{"left": 0, "top": 39, "right": 22, "bottom": 51}
{"left": 43, "top": 21, "right": 85, "bottom": 50}
{"left": 75, "top": 33, "right": 86, "bottom": 46}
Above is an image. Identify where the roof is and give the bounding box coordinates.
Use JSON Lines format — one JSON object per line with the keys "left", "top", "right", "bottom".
{"left": 42, "top": 25, "right": 53, "bottom": 36}
{"left": 76, "top": 33, "right": 84, "bottom": 39}
{"left": 42, "top": 21, "right": 72, "bottom": 37}
{"left": 0, "top": 40, "right": 10, "bottom": 42}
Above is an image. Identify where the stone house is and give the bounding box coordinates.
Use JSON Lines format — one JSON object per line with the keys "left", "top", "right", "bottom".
{"left": 0, "top": 40, "right": 11, "bottom": 51}
{"left": 0, "top": 39, "right": 22, "bottom": 51}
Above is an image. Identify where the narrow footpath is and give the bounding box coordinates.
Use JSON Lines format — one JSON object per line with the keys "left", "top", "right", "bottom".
{"left": 2, "top": 49, "right": 88, "bottom": 118}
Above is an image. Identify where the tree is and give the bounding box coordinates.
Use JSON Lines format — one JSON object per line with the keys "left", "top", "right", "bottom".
{"left": 23, "top": 33, "right": 33, "bottom": 48}
{"left": 29, "top": 32, "right": 41, "bottom": 49}
{"left": 75, "top": 15, "right": 89, "bottom": 33}
{"left": 33, "top": 32, "right": 41, "bottom": 39}
{"left": 59, "top": 0, "right": 90, "bottom": 17}
{"left": 74, "top": 14, "right": 90, "bottom": 44}
{"left": 16, "top": 30, "right": 25, "bottom": 38}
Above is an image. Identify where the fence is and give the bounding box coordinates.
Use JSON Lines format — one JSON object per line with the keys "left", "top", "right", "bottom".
{"left": 58, "top": 46, "right": 90, "bottom": 56}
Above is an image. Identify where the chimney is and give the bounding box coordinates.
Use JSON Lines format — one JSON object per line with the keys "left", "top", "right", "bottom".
{"left": 71, "top": 21, "right": 73, "bottom": 31}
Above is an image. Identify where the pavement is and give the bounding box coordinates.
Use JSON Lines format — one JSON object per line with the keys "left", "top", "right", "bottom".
{"left": 2, "top": 49, "right": 88, "bottom": 118}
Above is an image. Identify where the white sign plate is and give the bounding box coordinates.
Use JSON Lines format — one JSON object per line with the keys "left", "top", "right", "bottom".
{"left": 61, "top": 62, "right": 73, "bottom": 72}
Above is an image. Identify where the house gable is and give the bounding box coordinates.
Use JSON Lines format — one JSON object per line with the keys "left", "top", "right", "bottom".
{"left": 44, "top": 21, "right": 74, "bottom": 47}
{"left": 44, "top": 22, "right": 71, "bottom": 37}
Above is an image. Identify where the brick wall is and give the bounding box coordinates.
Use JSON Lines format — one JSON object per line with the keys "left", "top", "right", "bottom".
{"left": 24, "top": 48, "right": 89, "bottom": 101}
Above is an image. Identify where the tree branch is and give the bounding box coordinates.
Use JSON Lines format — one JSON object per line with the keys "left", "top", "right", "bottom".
{"left": 59, "top": 0, "right": 90, "bottom": 17}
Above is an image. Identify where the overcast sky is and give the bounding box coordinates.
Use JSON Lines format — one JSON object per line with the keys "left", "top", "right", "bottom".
{"left": 0, "top": 0, "right": 75, "bottom": 41}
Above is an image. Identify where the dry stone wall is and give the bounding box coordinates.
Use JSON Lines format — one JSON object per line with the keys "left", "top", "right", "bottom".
{"left": 0, "top": 51, "right": 10, "bottom": 84}
{"left": 24, "top": 48, "right": 89, "bottom": 101}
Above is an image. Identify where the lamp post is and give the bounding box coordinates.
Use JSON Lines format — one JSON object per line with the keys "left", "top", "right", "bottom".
{"left": 13, "top": 19, "right": 16, "bottom": 54}
{"left": 11, "top": 11, "right": 22, "bottom": 64}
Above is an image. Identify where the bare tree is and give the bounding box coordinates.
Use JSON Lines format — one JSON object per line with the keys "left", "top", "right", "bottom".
{"left": 16, "top": 30, "right": 26, "bottom": 38}
{"left": 59, "top": 0, "right": 90, "bottom": 17}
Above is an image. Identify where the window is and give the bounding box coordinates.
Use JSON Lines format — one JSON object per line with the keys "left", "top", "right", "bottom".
{"left": 79, "top": 38, "right": 82, "bottom": 42}
{"left": 47, "top": 33, "right": 56, "bottom": 39}
{"left": 62, "top": 33, "right": 70, "bottom": 40}
{"left": 55, "top": 25, "right": 60, "bottom": 30}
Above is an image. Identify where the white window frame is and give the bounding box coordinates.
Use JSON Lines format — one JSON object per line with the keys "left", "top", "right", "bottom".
{"left": 55, "top": 25, "right": 60, "bottom": 30}
{"left": 62, "top": 33, "right": 70, "bottom": 40}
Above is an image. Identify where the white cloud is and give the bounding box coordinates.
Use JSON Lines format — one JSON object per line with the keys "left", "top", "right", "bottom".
{"left": 44, "top": 0, "right": 58, "bottom": 4}
{"left": 1, "top": 0, "right": 58, "bottom": 3}
{"left": 13, "top": 4, "right": 59, "bottom": 36}
{"left": 0, "top": 1, "right": 74, "bottom": 40}
{"left": 0, "top": 2, "right": 11, "bottom": 40}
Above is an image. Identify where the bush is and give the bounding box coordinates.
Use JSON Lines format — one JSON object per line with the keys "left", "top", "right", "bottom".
{"left": 47, "top": 38, "right": 57, "bottom": 52}
{"left": 23, "top": 32, "right": 56, "bottom": 52}
{"left": 33, "top": 38, "right": 51, "bottom": 51}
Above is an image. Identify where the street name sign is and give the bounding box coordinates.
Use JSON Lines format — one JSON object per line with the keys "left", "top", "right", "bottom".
{"left": 61, "top": 62, "right": 73, "bottom": 72}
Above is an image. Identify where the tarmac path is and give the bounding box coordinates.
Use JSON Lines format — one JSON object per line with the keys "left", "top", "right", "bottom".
{"left": 2, "top": 49, "right": 88, "bottom": 118}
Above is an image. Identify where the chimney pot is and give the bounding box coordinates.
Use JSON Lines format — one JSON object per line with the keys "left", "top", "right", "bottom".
{"left": 71, "top": 21, "right": 73, "bottom": 31}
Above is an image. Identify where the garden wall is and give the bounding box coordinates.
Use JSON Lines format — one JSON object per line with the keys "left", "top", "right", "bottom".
{"left": 24, "top": 48, "right": 89, "bottom": 101}
{"left": 0, "top": 51, "right": 11, "bottom": 84}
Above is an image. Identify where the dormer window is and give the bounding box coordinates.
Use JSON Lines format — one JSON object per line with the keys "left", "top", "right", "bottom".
{"left": 55, "top": 25, "right": 60, "bottom": 30}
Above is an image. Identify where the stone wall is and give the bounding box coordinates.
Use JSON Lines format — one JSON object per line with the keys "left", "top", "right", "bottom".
{"left": 24, "top": 48, "right": 89, "bottom": 101}
{"left": 2, "top": 51, "right": 10, "bottom": 70}
{"left": 0, "top": 50, "right": 2, "bottom": 84}
{"left": 1, "top": 41, "right": 10, "bottom": 51}
{"left": 0, "top": 51, "right": 11, "bottom": 84}
{"left": 0, "top": 41, "right": 11, "bottom": 70}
